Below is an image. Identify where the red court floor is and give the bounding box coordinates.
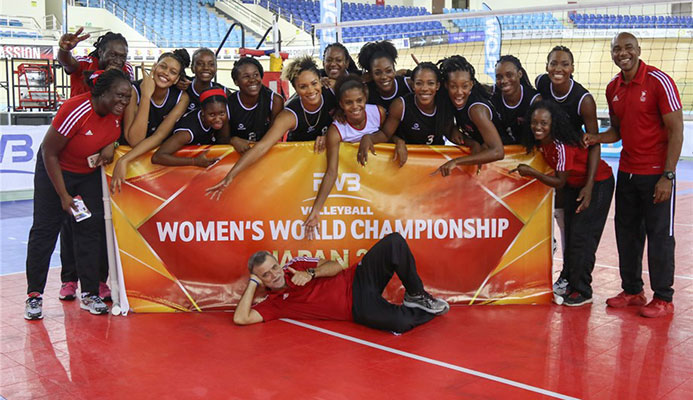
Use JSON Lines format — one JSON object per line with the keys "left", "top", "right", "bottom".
{"left": 1, "top": 189, "right": 692, "bottom": 399}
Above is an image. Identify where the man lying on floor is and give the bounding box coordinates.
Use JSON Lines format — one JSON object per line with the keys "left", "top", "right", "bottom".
{"left": 233, "top": 233, "right": 449, "bottom": 333}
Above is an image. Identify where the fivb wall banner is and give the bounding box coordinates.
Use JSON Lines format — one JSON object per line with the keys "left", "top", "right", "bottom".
{"left": 105, "top": 143, "right": 554, "bottom": 313}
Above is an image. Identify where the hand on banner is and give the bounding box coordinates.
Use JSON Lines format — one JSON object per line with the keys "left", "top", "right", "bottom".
{"left": 314, "top": 136, "right": 327, "bottom": 153}
{"left": 357, "top": 134, "right": 376, "bottom": 166}
{"left": 447, "top": 129, "right": 465, "bottom": 146}
{"left": 229, "top": 137, "right": 252, "bottom": 154}
{"left": 95, "top": 142, "right": 116, "bottom": 167}
{"left": 110, "top": 159, "right": 128, "bottom": 193}
{"left": 59, "top": 27, "right": 91, "bottom": 51}
{"left": 432, "top": 159, "right": 457, "bottom": 177}
{"left": 510, "top": 163, "right": 535, "bottom": 177}
{"left": 287, "top": 267, "right": 313, "bottom": 286}
{"left": 191, "top": 149, "right": 220, "bottom": 168}
{"left": 177, "top": 75, "right": 192, "bottom": 91}
{"left": 303, "top": 213, "right": 319, "bottom": 240}
{"left": 576, "top": 184, "right": 593, "bottom": 213}
{"left": 393, "top": 139, "right": 408, "bottom": 167}
{"left": 205, "top": 176, "right": 232, "bottom": 200}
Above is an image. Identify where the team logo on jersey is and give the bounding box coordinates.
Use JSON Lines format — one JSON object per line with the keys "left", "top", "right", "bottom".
{"left": 85, "top": 130, "right": 93, "bottom": 136}
{"left": 283, "top": 293, "right": 289, "bottom": 300}
{"left": 613, "top": 94, "right": 620, "bottom": 102}
{"left": 412, "top": 123, "right": 420, "bottom": 131}
{"left": 237, "top": 123, "right": 246, "bottom": 130}
{"left": 640, "top": 90, "right": 647, "bottom": 102}
{"left": 188, "top": 103, "right": 195, "bottom": 111}
{"left": 115, "top": 120, "right": 120, "bottom": 128}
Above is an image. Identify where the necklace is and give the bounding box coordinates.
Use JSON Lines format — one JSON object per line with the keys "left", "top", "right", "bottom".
{"left": 303, "top": 103, "right": 323, "bottom": 130}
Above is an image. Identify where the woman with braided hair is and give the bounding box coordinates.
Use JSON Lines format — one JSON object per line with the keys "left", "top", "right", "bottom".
{"left": 432, "top": 55, "right": 505, "bottom": 177}
{"left": 512, "top": 100, "right": 613, "bottom": 307}
{"left": 111, "top": 49, "right": 192, "bottom": 192}
{"left": 57, "top": 28, "right": 134, "bottom": 97}
{"left": 227, "top": 57, "right": 284, "bottom": 154}
{"left": 24, "top": 69, "right": 132, "bottom": 320}
{"left": 492, "top": 55, "right": 541, "bottom": 145}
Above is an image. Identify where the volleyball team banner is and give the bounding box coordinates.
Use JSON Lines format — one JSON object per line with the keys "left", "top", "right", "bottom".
{"left": 105, "top": 143, "right": 554, "bottom": 313}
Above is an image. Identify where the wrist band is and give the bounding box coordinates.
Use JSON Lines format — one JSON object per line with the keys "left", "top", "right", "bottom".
{"left": 249, "top": 278, "right": 261, "bottom": 286}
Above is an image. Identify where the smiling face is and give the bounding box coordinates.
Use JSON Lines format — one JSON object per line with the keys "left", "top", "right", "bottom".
{"left": 152, "top": 57, "right": 182, "bottom": 89}
{"left": 495, "top": 61, "right": 522, "bottom": 98}
{"left": 100, "top": 79, "right": 132, "bottom": 116}
{"left": 201, "top": 101, "right": 228, "bottom": 130}
{"left": 413, "top": 68, "right": 440, "bottom": 108}
{"left": 339, "top": 87, "right": 367, "bottom": 125}
{"left": 98, "top": 40, "right": 128, "bottom": 71}
{"left": 234, "top": 63, "right": 262, "bottom": 98}
{"left": 370, "top": 56, "right": 396, "bottom": 95}
{"left": 530, "top": 108, "right": 553, "bottom": 144}
{"left": 611, "top": 34, "right": 641, "bottom": 74}
{"left": 294, "top": 70, "right": 322, "bottom": 108}
{"left": 546, "top": 50, "right": 574, "bottom": 86}
{"left": 252, "top": 255, "right": 286, "bottom": 290}
{"left": 192, "top": 51, "right": 217, "bottom": 84}
{"left": 324, "top": 47, "right": 349, "bottom": 80}
{"left": 444, "top": 70, "right": 473, "bottom": 109}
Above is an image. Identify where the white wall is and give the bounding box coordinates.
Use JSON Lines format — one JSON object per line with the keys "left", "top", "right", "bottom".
{"left": 66, "top": 5, "right": 155, "bottom": 48}
{"left": 0, "top": 0, "right": 46, "bottom": 26}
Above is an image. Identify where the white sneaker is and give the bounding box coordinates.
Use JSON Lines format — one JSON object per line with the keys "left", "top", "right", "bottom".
{"left": 80, "top": 294, "right": 109, "bottom": 315}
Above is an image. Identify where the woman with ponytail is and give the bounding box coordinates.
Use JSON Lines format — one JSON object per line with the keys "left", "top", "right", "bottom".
{"left": 24, "top": 69, "right": 132, "bottom": 320}
{"left": 152, "top": 87, "right": 229, "bottom": 167}
{"left": 111, "top": 49, "right": 192, "bottom": 192}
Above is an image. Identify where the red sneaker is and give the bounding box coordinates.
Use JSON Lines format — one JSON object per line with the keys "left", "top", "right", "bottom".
{"left": 606, "top": 291, "right": 647, "bottom": 308}
{"left": 640, "top": 298, "right": 674, "bottom": 318}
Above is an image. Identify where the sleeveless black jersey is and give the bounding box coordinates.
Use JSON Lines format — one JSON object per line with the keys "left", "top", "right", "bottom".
{"left": 227, "top": 86, "right": 275, "bottom": 142}
{"left": 185, "top": 79, "right": 227, "bottom": 114}
{"left": 453, "top": 90, "right": 509, "bottom": 145}
{"left": 395, "top": 93, "right": 443, "bottom": 145}
{"left": 283, "top": 87, "right": 336, "bottom": 142}
{"left": 535, "top": 74, "right": 592, "bottom": 133}
{"left": 172, "top": 110, "right": 218, "bottom": 145}
{"left": 132, "top": 80, "right": 184, "bottom": 139}
{"left": 491, "top": 84, "right": 540, "bottom": 145}
{"left": 367, "top": 75, "right": 412, "bottom": 112}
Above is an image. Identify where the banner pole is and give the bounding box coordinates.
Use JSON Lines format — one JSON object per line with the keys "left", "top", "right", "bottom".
{"left": 101, "top": 166, "right": 122, "bottom": 315}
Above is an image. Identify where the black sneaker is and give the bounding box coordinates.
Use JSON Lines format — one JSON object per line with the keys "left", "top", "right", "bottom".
{"left": 562, "top": 291, "right": 593, "bottom": 307}
{"left": 403, "top": 291, "right": 449, "bottom": 315}
{"left": 24, "top": 295, "right": 43, "bottom": 320}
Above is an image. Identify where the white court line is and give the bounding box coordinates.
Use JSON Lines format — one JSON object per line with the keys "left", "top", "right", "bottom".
{"left": 553, "top": 257, "right": 693, "bottom": 281}
{"left": 281, "top": 318, "right": 580, "bottom": 400}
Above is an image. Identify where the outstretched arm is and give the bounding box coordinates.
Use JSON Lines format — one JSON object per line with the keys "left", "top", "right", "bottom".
{"left": 511, "top": 163, "right": 567, "bottom": 188}
{"left": 151, "top": 131, "right": 219, "bottom": 167}
{"left": 205, "top": 109, "right": 296, "bottom": 199}
{"left": 233, "top": 274, "right": 264, "bottom": 326}
{"left": 57, "top": 27, "right": 90, "bottom": 74}
{"left": 304, "top": 127, "right": 341, "bottom": 239}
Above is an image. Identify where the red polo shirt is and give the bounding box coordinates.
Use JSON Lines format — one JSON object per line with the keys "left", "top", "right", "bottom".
{"left": 253, "top": 257, "right": 357, "bottom": 322}
{"left": 51, "top": 92, "right": 123, "bottom": 174}
{"left": 540, "top": 140, "right": 612, "bottom": 187}
{"left": 606, "top": 60, "right": 681, "bottom": 175}
{"left": 69, "top": 55, "right": 134, "bottom": 97}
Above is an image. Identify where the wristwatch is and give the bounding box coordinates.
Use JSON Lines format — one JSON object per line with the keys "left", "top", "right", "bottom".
{"left": 663, "top": 171, "right": 676, "bottom": 180}
{"left": 307, "top": 268, "right": 316, "bottom": 278}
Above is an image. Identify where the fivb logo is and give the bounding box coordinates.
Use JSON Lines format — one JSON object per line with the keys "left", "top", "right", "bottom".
{"left": 0, "top": 134, "right": 33, "bottom": 163}
{"left": 319, "top": 0, "right": 341, "bottom": 58}
{"left": 313, "top": 172, "right": 360, "bottom": 192}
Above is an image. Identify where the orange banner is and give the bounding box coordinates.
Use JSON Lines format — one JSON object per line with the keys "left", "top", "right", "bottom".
{"left": 105, "top": 143, "right": 554, "bottom": 312}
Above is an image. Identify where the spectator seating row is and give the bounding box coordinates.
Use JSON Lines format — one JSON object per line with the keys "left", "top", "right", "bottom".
{"left": 570, "top": 13, "right": 693, "bottom": 29}
{"left": 78, "top": 0, "right": 257, "bottom": 48}
{"left": 444, "top": 8, "right": 563, "bottom": 31}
